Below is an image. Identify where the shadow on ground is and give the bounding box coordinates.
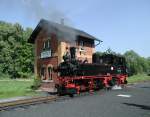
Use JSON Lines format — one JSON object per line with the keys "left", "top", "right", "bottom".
{"left": 123, "top": 103, "right": 150, "bottom": 111}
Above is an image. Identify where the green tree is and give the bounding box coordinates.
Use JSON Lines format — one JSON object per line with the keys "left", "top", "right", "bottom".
{"left": 124, "top": 50, "right": 149, "bottom": 75}
{"left": 0, "top": 21, "right": 33, "bottom": 79}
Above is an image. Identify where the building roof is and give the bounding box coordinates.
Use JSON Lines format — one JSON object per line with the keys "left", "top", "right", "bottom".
{"left": 28, "top": 19, "right": 102, "bottom": 44}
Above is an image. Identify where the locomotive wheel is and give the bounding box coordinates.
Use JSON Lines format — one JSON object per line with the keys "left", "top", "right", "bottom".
{"left": 66, "top": 88, "right": 77, "bottom": 96}
{"left": 69, "top": 94, "right": 74, "bottom": 97}
{"left": 56, "top": 85, "right": 66, "bottom": 96}
{"left": 111, "top": 77, "right": 117, "bottom": 86}
{"left": 95, "top": 80, "right": 104, "bottom": 89}
{"left": 108, "top": 80, "right": 115, "bottom": 86}
{"left": 124, "top": 80, "right": 128, "bottom": 84}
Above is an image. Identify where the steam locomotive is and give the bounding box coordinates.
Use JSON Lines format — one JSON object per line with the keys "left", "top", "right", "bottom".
{"left": 55, "top": 47, "right": 128, "bottom": 96}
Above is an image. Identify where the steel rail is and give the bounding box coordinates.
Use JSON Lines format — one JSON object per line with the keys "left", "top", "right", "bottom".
{"left": 0, "top": 95, "right": 58, "bottom": 111}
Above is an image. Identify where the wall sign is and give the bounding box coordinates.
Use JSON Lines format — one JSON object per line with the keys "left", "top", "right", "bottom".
{"left": 41, "top": 50, "right": 51, "bottom": 58}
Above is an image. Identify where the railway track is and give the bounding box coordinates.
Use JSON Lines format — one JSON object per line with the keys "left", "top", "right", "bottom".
{"left": 0, "top": 93, "right": 96, "bottom": 111}
{"left": 0, "top": 89, "right": 113, "bottom": 111}
{"left": 0, "top": 95, "right": 58, "bottom": 111}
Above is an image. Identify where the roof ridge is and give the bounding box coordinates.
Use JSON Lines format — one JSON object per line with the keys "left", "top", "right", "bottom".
{"left": 28, "top": 19, "right": 101, "bottom": 43}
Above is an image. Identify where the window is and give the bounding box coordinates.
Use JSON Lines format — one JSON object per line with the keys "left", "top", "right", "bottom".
{"left": 43, "top": 37, "right": 51, "bottom": 50}
{"left": 79, "top": 40, "right": 84, "bottom": 47}
{"left": 41, "top": 37, "right": 52, "bottom": 58}
{"left": 79, "top": 40, "right": 85, "bottom": 55}
{"left": 79, "top": 40, "right": 85, "bottom": 51}
{"left": 90, "top": 41, "right": 94, "bottom": 47}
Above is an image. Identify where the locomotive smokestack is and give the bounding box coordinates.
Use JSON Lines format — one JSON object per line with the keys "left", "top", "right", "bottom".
{"left": 70, "top": 47, "right": 76, "bottom": 59}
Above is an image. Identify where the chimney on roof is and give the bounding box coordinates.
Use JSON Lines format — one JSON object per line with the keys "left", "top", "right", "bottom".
{"left": 61, "top": 18, "right": 64, "bottom": 25}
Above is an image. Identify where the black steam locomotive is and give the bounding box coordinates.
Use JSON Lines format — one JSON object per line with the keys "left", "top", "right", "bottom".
{"left": 57, "top": 47, "right": 127, "bottom": 77}
{"left": 56, "top": 47, "right": 128, "bottom": 96}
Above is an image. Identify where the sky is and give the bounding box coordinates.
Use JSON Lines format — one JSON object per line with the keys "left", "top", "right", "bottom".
{"left": 0, "top": 0, "right": 150, "bottom": 57}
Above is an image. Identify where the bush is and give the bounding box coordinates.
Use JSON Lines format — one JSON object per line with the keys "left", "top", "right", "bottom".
{"left": 31, "top": 76, "right": 41, "bottom": 90}
{"left": 0, "top": 73, "right": 10, "bottom": 79}
{"left": 18, "top": 72, "right": 30, "bottom": 78}
{"left": 147, "top": 71, "right": 150, "bottom": 76}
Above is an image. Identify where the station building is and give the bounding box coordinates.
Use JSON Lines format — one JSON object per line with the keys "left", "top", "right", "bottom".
{"left": 28, "top": 19, "right": 101, "bottom": 91}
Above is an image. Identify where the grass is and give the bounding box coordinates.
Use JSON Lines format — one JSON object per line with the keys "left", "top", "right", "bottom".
{"left": 0, "top": 74, "right": 150, "bottom": 99}
{"left": 127, "top": 74, "right": 150, "bottom": 83}
{"left": 0, "top": 79, "right": 39, "bottom": 99}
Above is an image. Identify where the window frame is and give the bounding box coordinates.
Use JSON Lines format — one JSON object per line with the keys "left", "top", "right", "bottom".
{"left": 43, "top": 37, "right": 51, "bottom": 50}
{"left": 79, "top": 40, "right": 84, "bottom": 48}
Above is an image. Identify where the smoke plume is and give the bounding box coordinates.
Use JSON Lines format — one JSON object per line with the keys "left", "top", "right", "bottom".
{"left": 22, "top": 0, "right": 76, "bottom": 46}
{"left": 22, "top": 0, "right": 72, "bottom": 26}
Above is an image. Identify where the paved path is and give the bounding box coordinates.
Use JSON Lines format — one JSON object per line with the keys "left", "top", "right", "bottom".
{"left": 0, "top": 82, "right": 150, "bottom": 117}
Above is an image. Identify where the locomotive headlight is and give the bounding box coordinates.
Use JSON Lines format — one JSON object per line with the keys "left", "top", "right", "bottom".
{"left": 111, "top": 66, "right": 114, "bottom": 71}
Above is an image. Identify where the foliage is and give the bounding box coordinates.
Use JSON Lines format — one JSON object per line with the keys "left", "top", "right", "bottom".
{"left": 31, "top": 76, "right": 42, "bottom": 90}
{"left": 0, "top": 21, "right": 34, "bottom": 78}
{"left": 124, "top": 50, "right": 150, "bottom": 75}
{"left": 95, "top": 48, "right": 122, "bottom": 56}
{"left": 105, "top": 48, "right": 117, "bottom": 55}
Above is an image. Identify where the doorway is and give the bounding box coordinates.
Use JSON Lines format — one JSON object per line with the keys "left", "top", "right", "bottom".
{"left": 41, "top": 66, "right": 46, "bottom": 80}
{"left": 48, "top": 66, "right": 53, "bottom": 81}
{"left": 40, "top": 65, "right": 53, "bottom": 81}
